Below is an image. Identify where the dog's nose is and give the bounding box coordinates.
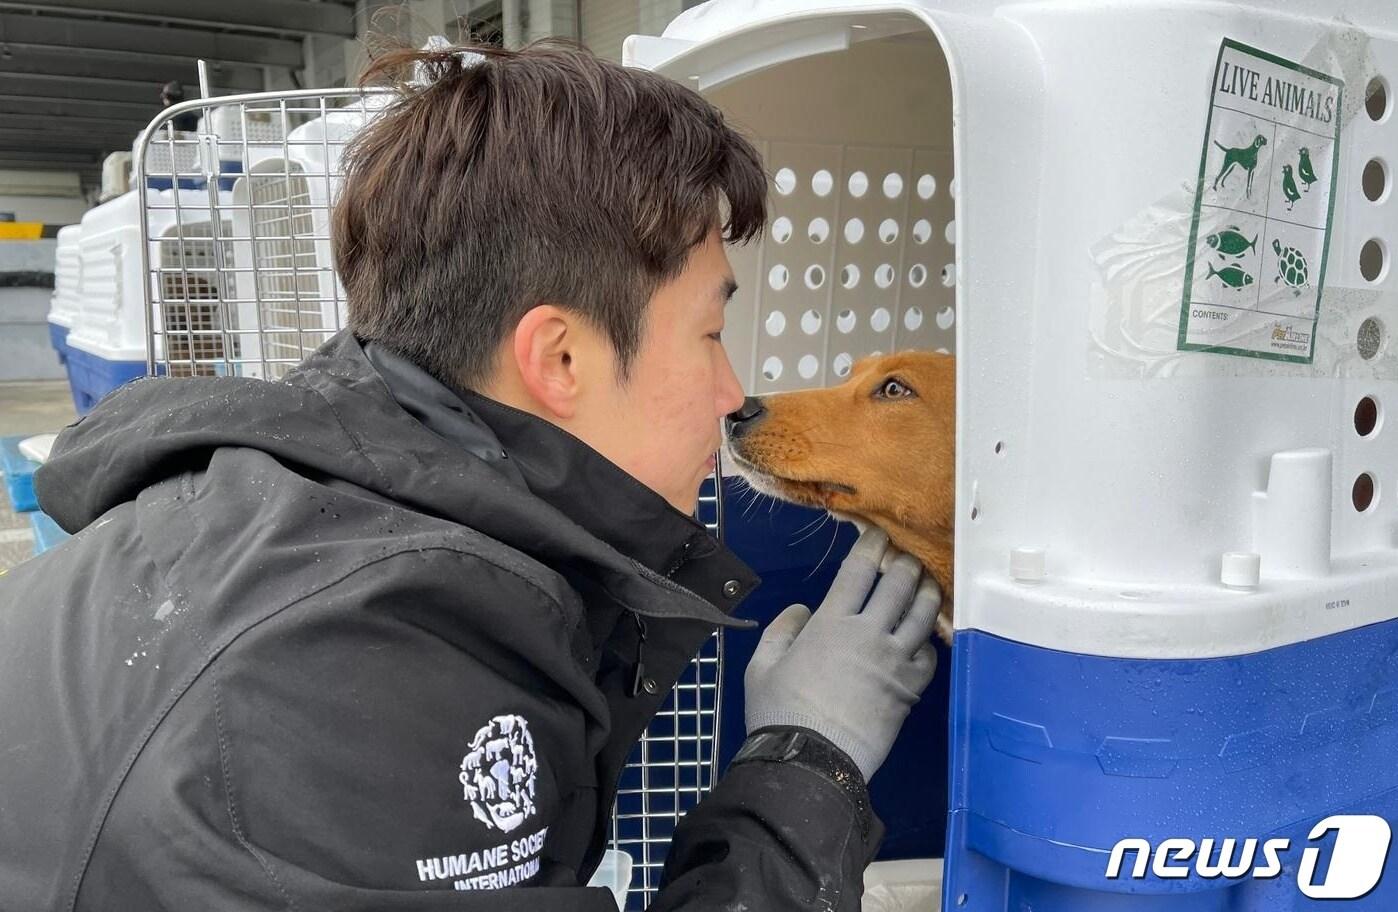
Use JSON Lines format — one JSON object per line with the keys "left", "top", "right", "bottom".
{"left": 725, "top": 397, "right": 767, "bottom": 440}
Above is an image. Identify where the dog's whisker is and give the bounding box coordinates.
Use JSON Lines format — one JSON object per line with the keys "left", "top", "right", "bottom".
{"left": 789, "top": 512, "right": 831, "bottom": 547}
{"left": 804, "top": 520, "right": 844, "bottom": 581}
{"left": 740, "top": 488, "right": 763, "bottom": 519}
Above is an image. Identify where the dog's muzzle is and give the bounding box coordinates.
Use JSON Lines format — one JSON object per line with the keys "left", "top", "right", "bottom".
{"left": 724, "top": 397, "right": 767, "bottom": 441}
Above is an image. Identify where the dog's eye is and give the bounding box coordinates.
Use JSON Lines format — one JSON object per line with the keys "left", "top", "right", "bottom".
{"left": 874, "top": 377, "right": 916, "bottom": 399}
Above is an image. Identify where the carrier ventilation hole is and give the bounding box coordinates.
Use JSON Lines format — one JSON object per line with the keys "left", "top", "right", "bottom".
{"left": 945, "top": 220, "right": 956, "bottom": 245}
{"left": 1359, "top": 239, "right": 1386, "bottom": 283}
{"left": 1355, "top": 396, "right": 1380, "bottom": 437}
{"left": 913, "top": 219, "right": 932, "bottom": 244}
{"left": 840, "top": 265, "right": 861, "bottom": 289}
{"left": 1367, "top": 77, "right": 1389, "bottom": 122}
{"left": 904, "top": 306, "right": 924, "bottom": 330}
{"left": 801, "top": 309, "right": 822, "bottom": 334}
{"left": 833, "top": 352, "right": 853, "bottom": 377}
{"left": 936, "top": 306, "right": 956, "bottom": 330}
{"left": 1353, "top": 472, "right": 1377, "bottom": 512}
{"left": 804, "top": 265, "right": 826, "bottom": 290}
{"left": 879, "top": 219, "right": 900, "bottom": 244}
{"left": 844, "top": 218, "right": 865, "bottom": 244}
{"left": 1363, "top": 159, "right": 1388, "bottom": 203}
{"left": 836, "top": 309, "right": 857, "bottom": 333}
{"left": 848, "top": 171, "right": 869, "bottom": 198}
{"left": 871, "top": 308, "right": 891, "bottom": 332}
{"left": 771, "top": 217, "right": 793, "bottom": 244}
{"left": 768, "top": 264, "right": 789, "bottom": 291}
{"left": 808, "top": 217, "right": 830, "bottom": 244}
{"left": 811, "top": 169, "right": 834, "bottom": 197}
{"left": 908, "top": 264, "right": 927, "bottom": 288}
{"left": 941, "top": 264, "right": 956, "bottom": 288}
{"left": 798, "top": 355, "right": 819, "bottom": 380}
{"left": 883, "top": 173, "right": 904, "bottom": 199}
{"left": 917, "top": 174, "right": 936, "bottom": 199}
{"left": 764, "top": 311, "right": 786, "bottom": 337}
{"left": 874, "top": 264, "right": 895, "bottom": 289}
{"left": 948, "top": 177, "right": 958, "bottom": 199}
{"left": 774, "top": 168, "right": 797, "bottom": 196}
{"left": 761, "top": 356, "right": 783, "bottom": 381}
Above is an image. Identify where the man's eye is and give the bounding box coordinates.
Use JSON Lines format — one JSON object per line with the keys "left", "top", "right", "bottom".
{"left": 708, "top": 332, "right": 723, "bottom": 342}
{"left": 874, "top": 377, "right": 915, "bottom": 399}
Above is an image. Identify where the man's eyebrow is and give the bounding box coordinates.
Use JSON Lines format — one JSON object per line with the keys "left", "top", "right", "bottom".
{"left": 717, "top": 278, "right": 738, "bottom": 305}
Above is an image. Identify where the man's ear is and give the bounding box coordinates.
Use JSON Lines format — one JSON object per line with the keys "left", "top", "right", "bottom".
{"left": 512, "top": 304, "right": 580, "bottom": 420}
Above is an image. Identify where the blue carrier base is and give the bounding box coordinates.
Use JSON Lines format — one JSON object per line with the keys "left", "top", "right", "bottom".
{"left": 64, "top": 347, "right": 146, "bottom": 415}
{"left": 945, "top": 624, "right": 1398, "bottom": 910}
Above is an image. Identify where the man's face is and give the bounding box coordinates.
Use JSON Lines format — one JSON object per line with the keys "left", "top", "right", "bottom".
{"left": 580, "top": 227, "right": 746, "bottom": 514}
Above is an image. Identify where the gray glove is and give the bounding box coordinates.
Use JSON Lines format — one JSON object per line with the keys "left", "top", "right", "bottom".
{"left": 744, "top": 527, "right": 941, "bottom": 782}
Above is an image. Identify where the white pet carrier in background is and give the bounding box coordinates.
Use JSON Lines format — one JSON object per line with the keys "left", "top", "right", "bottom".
{"left": 65, "top": 188, "right": 214, "bottom": 411}
{"left": 155, "top": 216, "right": 236, "bottom": 378}
{"left": 46, "top": 224, "right": 83, "bottom": 365}
{"left": 99, "top": 152, "right": 131, "bottom": 203}
{"left": 223, "top": 96, "right": 390, "bottom": 379}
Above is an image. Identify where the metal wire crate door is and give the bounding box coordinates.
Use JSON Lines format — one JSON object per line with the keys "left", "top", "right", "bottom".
{"left": 137, "top": 87, "right": 726, "bottom": 909}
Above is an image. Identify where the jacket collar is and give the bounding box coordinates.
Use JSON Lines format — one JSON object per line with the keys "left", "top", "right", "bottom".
{"left": 352, "top": 333, "right": 760, "bottom": 627}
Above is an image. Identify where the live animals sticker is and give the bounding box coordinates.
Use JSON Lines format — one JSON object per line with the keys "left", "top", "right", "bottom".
{"left": 1178, "top": 39, "right": 1343, "bottom": 363}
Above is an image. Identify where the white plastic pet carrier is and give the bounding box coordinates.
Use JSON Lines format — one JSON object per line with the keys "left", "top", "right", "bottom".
{"left": 154, "top": 216, "right": 236, "bottom": 377}
{"left": 70, "top": 190, "right": 225, "bottom": 364}
{"left": 47, "top": 224, "right": 83, "bottom": 336}
{"left": 630, "top": 1, "right": 1398, "bottom": 910}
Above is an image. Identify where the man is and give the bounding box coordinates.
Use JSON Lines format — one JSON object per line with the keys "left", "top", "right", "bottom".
{"left": 160, "top": 80, "right": 200, "bottom": 132}
{"left": 0, "top": 41, "right": 940, "bottom": 909}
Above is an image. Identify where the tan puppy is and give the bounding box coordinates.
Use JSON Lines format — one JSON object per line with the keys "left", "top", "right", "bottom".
{"left": 723, "top": 351, "right": 956, "bottom": 640}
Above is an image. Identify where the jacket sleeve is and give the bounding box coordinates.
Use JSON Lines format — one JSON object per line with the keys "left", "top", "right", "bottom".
{"left": 649, "top": 726, "right": 884, "bottom": 912}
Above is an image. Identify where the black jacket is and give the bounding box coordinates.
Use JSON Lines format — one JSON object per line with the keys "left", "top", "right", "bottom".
{"left": 0, "top": 331, "right": 880, "bottom": 910}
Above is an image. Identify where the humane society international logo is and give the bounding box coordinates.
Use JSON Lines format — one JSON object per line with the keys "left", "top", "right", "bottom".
{"left": 459, "top": 714, "right": 539, "bottom": 834}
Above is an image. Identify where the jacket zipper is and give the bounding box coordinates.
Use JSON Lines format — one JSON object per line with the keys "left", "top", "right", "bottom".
{"left": 628, "top": 613, "right": 649, "bottom": 698}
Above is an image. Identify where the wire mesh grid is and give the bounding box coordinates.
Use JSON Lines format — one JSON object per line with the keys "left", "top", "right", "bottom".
{"left": 138, "top": 89, "right": 384, "bottom": 381}
{"left": 137, "top": 88, "right": 727, "bottom": 907}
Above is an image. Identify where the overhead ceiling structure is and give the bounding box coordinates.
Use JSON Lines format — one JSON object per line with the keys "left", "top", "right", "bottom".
{"left": 0, "top": 0, "right": 358, "bottom": 189}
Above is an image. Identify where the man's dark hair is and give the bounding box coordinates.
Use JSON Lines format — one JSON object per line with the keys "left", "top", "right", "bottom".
{"left": 333, "top": 40, "right": 768, "bottom": 391}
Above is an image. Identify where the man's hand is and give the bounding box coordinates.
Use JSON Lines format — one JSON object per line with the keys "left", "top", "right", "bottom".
{"left": 743, "top": 527, "right": 941, "bottom": 782}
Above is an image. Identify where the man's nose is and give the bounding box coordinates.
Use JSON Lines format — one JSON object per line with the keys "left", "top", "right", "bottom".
{"left": 724, "top": 397, "right": 767, "bottom": 440}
